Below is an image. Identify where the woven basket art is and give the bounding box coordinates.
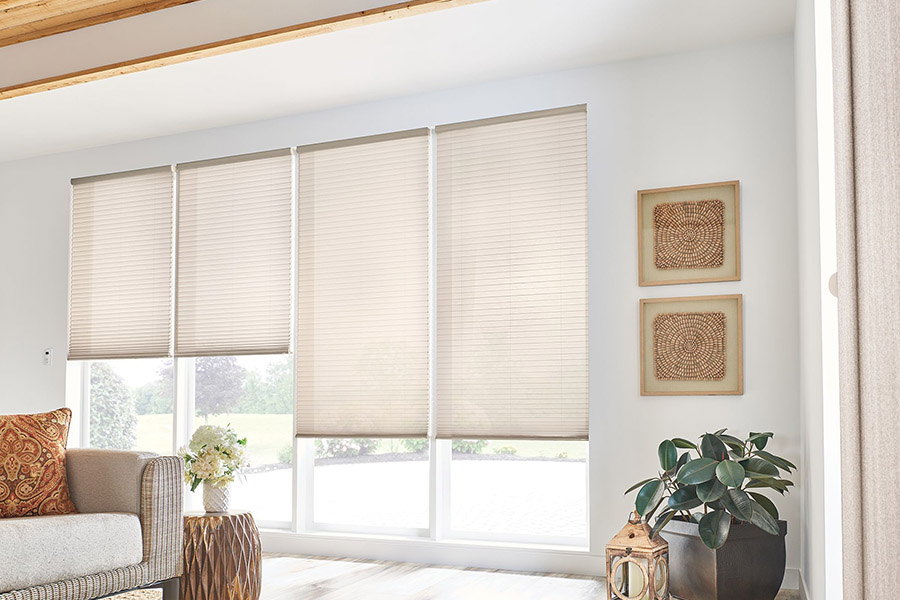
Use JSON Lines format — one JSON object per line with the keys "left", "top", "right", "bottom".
{"left": 653, "top": 199, "right": 725, "bottom": 270}
{"left": 653, "top": 311, "right": 727, "bottom": 381}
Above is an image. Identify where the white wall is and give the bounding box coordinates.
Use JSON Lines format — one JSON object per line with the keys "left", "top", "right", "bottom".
{"left": 0, "top": 34, "right": 801, "bottom": 578}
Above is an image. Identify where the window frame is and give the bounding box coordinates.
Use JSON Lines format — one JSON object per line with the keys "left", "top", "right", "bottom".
{"left": 69, "top": 110, "right": 590, "bottom": 549}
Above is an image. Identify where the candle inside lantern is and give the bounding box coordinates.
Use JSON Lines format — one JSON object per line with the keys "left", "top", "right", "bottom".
{"left": 613, "top": 557, "right": 649, "bottom": 599}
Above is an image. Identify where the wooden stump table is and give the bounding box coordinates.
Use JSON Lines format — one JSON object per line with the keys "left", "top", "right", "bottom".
{"left": 181, "top": 511, "right": 262, "bottom": 600}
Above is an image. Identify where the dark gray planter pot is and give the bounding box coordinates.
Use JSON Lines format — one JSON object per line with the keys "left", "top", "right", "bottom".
{"left": 662, "top": 518, "right": 787, "bottom": 600}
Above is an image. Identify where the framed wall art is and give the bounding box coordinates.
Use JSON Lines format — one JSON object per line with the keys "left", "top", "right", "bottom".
{"left": 638, "top": 180, "right": 741, "bottom": 286}
{"left": 640, "top": 294, "right": 743, "bottom": 396}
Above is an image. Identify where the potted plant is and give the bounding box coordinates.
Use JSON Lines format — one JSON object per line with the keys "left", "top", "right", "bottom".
{"left": 179, "top": 424, "right": 249, "bottom": 513}
{"left": 626, "top": 429, "right": 795, "bottom": 600}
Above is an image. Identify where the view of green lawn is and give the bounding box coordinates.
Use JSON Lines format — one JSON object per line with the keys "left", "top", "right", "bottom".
{"left": 137, "top": 413, "right": 293, "bottom": 465}
{"left": 137, "top": 414, "right": 586, "bottom": 464}
{"left": 473, "top": 439, "right": 587, "bottom": 460}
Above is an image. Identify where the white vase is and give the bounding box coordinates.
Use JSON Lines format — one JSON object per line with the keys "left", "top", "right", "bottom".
{"left": 202, "top": 481, "right": 231, "bottom": 513}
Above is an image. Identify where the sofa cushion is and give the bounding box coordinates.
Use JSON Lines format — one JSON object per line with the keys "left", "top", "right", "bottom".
{"left": 67, "top": 449, "right": 157, "bottom": 515}
{"left": 0, "top": 408, "right": 77, "bottom": 517}
{"left": 0, "top": 512, "right": 143, "bottom": 593}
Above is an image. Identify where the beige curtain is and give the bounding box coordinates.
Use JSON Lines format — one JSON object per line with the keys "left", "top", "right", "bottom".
{"left": 833, "top": 1, "right": 900, "bottom": 598}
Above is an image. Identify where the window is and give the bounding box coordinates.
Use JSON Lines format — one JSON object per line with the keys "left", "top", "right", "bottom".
{"left": 190, "top": 355, "right": 294, "bottom": 525}
{"left": 87, "top": 358, "right": 173, "bottom": 456}
{"left": 83, "top": 355, "right": 293, "bottom": 526}
{"left": 70, "top": 106, "right": 588, "bottom": 547}
{"left": 312, "top": 438, "right": 429, "bottom": 531}
{"left": 449, "top": 440, "right": 587, "bottom": 542}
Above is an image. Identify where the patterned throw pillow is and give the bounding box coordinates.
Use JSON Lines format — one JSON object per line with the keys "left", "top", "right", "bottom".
{"left": 0, "top": 408, "right": 78, "bottom": 517}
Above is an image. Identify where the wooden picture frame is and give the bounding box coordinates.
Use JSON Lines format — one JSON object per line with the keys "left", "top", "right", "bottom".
{"left": 640, "top": 294, "right": 743, "bottom": 396}
{"left": 638, "top": 180, "right": 741, "bottom": 286}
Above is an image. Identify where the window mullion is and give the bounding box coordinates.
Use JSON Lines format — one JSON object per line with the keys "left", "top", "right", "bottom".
{"left": 80, "top": 361, "right": 91, "bottom": 448}
{"left": 427, "top": 127, "right": 444, "bottom": 540}
{"left": 176, "top": 356, "right": 196, "bottom": 510}
{"left": 291, "top": 147, "right": 303, "bottom": 534}
{"left": 298, "top": 439, "right": 315, "bottom": 532}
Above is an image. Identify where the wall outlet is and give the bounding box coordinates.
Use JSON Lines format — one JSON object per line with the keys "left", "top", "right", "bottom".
{"left": 42, "top": 348, "right": 52, "bottom": 366}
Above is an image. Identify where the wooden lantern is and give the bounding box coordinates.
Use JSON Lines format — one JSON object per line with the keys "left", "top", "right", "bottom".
{"left": 606, "top": 513, "right": 670, "bottom": 600}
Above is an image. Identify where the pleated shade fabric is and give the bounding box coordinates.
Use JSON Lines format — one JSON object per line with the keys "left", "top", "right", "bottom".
{"left": 295, "top": 131, "right": 430, "bottom": 438}
{"left": 176, "top": 150, "right": 293, "bottom": 357}
{"left": 435, "top": 107, "right": 588, "bottom": 440}
{"left": 69, "top": 168, "right": 173, "bottom": 360}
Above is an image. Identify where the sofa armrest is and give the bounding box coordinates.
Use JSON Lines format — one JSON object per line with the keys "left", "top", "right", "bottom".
{"left": 66, "top": 449, "right": 184, "bottom": 580}
{"left": 67, "top": 448, "right": 158, "bottom": 514}
{"left": 140, "top": 455, "right": 184, "bottom": 580}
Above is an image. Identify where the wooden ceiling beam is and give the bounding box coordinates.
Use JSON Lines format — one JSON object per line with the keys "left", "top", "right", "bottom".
{"left": 0, "top": 0, "right": 202, "bottom": 46}
{"left": 3, "top": 0, "right": 127, "bottom": 20}
{"left": 0, "top": 0, "right": 488, "bottom": 102}
{"left": 0, "top": 0, "right": 51, "bottom": 11}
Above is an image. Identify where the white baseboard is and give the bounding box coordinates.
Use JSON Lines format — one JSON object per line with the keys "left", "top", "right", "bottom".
{"left": 799, "top": 571, "right": 810, "bottom": 600}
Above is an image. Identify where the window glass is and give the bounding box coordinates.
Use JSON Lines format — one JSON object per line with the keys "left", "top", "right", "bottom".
{"left": 314, "top": 438, "right": 428, "bottom": 529}
{"left": 190, "top": 355, "right": 294, "bottom": 524}
{"left": 450, "top": 440, "right": 587, "bottom": 539}
{"left": 89, "top": 358, "right": 173, "bottom": 456}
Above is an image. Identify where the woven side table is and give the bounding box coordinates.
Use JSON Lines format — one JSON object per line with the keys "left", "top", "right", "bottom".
{"left": 181, "top": 511, "right": 262, "bottom": 600}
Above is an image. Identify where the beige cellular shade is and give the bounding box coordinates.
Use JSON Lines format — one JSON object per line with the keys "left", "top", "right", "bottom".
{"left": 436, "top": 107, "right": 588, "bottom": 440}
{"left": 176, "top": 150, "right": 292, "bottom": 357}
{"left": 69, "top": 168, "right": 173, "bottom": 360}
{"left": 295, "top": 131, "right": 430, "bottom": 438}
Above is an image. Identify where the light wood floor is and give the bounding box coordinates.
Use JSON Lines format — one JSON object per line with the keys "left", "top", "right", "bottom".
{"left": 115, "top": 554, "right": 801, "bottom": 599}
{"left": 261, "top": 555, "right": 801, "bottom": 600}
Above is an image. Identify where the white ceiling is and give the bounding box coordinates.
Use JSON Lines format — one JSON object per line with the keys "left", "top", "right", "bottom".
{"left": 0, "top": 0, "right": 391, "bottom": 87}
{"left": 0, "top": 0, "right": 795, "bottom": 163}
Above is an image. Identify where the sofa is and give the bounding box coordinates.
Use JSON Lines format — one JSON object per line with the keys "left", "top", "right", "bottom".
{"left": 0, "top": 449, "right": 184, "bottom": 600}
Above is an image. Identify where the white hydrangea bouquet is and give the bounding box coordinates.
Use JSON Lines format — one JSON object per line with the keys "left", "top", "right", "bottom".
{"left": 179, "top": 425, "right": 248, "bottom": 512}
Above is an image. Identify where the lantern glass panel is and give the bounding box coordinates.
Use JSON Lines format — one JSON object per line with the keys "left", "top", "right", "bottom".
{"left": 613, "top": 557, "right": 648, "bottom": 599}
{"left": 653, "top": 556, "right": 668, "bottom": 597}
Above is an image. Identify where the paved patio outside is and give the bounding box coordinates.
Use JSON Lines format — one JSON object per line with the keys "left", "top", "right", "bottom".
{"left": 217, "top": 459, "right": 587, "bottom": 539}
